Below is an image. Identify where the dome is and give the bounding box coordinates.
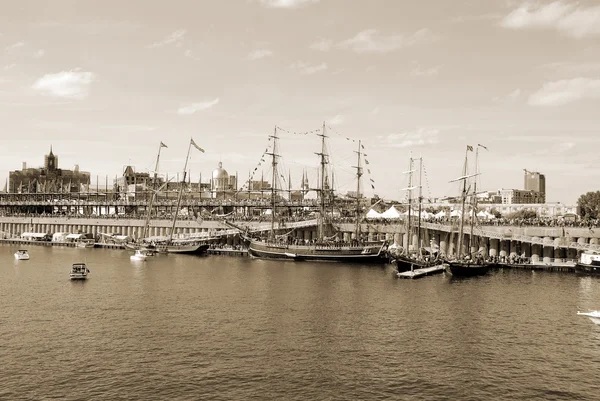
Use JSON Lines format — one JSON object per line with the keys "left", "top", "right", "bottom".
{"left": 212, "top": 162, "right": 229, "bottom": 180}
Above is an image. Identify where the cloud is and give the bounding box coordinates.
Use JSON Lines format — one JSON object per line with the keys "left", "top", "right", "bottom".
{"left": 328, "top": 115, "right": 344, "bottom": 125}
{"left": 4, "top": 63, "right": 16, "bottom": 70}
{"left": 309, "top": 38, "right": 333, "bottom": 51}
{"left": 541, "top": 61, "right": 600, "bottom": 75}
{"left": 411, "top": 65, "right": 440, "bottom": 77}
{"left": 528, "top": 78, "right": 600, "bottom": 106}
{"left": 257, "top": 0, "right": 320, "bottom": 8}
{"left": 6, "top": 41, "right": 25, "bottom": 51}
{"left": 339, "top": 28, "right": 436, "bottom": 53}
{"left": 493, "top": 88, "right": 522, "bottom": 103}
{"left": 500, "top": 1, "right": 600, "bottom": 38}
{"left": 377, "top": 128, "right": 440, "bottom": 148}
{"left": 177, "top": 98, "right": 220, "bottom": 115}
{"left": 247, "top": 49, "right": 273, "bottom": 60}
{"left": 289, "top": 61, "right": 327, "bottom": 75}
{"left": 32, "top": 70, "right": 94, "bottom": 99}
{"left": 147, "top": 29, "right": 186, "bottom": 48}
{"left": 33, "top": 49, "right": 45, "bottom": 58}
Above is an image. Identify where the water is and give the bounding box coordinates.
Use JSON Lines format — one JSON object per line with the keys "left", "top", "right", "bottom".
{"left": 1, "top": 244, "right": 599, "bottom": 400}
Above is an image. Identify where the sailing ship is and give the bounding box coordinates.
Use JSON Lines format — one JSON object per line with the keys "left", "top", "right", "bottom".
{"left": 234, "top": 124, "right": 387, "bottom": 263}
{"left": 445, "top": 144, "right": 491, "bottom": 277}
{"left": 393, "top": 156, "right": 443, "bottom": 273}
{"left": 128, "top": 140, "right": 209, "bottom": 255}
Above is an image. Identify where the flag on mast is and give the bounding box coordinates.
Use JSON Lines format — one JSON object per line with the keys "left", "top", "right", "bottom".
{"left": 467, "top": 145, "right": 473, "bottom": 152}
{"left": 190, "top": 138, "right": 205, "bottom": 153}
{"left": 160, "top": 142, "right": 168, "bottom": 148}
{"left": 477, "top": 143, "right": 488, "bottom": 150}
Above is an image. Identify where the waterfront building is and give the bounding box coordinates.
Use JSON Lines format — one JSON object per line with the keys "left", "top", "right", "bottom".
{"left": 8, "top": 146, "right": 91, "bottom": 193}
{"left": 524, "top": 170, "right": 546, "bottom": 193}
{"left": 499, "top": 189, "right": 546, "bottom": 205}
{"left": 211, "top": 162, "right": 237, "bottom": 199}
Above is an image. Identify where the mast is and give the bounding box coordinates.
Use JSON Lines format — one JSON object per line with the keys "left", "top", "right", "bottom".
{"left": 142, "top": 142, "right": 165, "bottom": 240}
{"left": 168, "top": 140, "right": 193, "bottom": 243}
{"left": 457, "top": 147, "right": 469, "bottom": 258}
{"left": 468, "top": 146, "right": 480, "bottom": 255}
{"left": 353, "top": 140, "right": 362, "bottom": 241}
{"left": 406, "top": 157, "right": 413, "bottom": 254}
{"left": 417, "top": 156, "right": 423, "bottom": 256}
{"left": 315, "top": 122, "right": 328, "bottom": 240}
{"left": 266, "top": 126, "right": 279, "bottom": 240}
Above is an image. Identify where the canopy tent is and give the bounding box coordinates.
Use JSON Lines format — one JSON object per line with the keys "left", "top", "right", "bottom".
{"left": 434, "top": 210, "right": 447, "bottom": 218}
{"left": 450, "top": 209, "right": 462, "bottom": 217}
{"left": 419, "top": 210, "right": 431, "bottom": 219}
{"left": 366, "top": 209, "right": 382, "bottom": 219}
{"left": 380, "top": 205, "right": 401, "bottom": 219}
{"left": 66, "top": 233, "right": 83, "bottom": 240}
{"left": 21, "top": 232, "right": 48, "bottom": 239}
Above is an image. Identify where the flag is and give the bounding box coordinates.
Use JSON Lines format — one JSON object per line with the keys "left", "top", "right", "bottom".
{"left": 467, "top": 145, "right": 473, "bottom": 151}
{"left": 190, "top": 138, "right": 205, "bottom": 153}
{"left": 478, "top": 143, "right": 488, "bottom": 150}
{"left": 160, "top": 141, "right": 168, "bottom": 148}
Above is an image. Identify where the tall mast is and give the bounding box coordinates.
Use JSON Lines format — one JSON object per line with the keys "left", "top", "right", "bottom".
{"left": 315, "top": 122, "right": 328, "bottom": 240}
{"left": 353, "top": 140, "right": 362, "bottom": 240}
{"left": 143, "top": 142, "right": 165, "bottom": 239}
{"left": 417, "top": 156, "right": 423, "bottom": 255}
{"left": 169, "top": 140, "right": 193, "bottom": 243}
{"left": 468, "top": 146, "right": 480, "bottom": 255}
{"left": 406, "top": 157, "right": 413, "bottom": 253}
{"left": 266, "top": 126, "right": 279, "bottom": 239}
{"left": 457, "top": 147, "right": 469, "bottom": 258}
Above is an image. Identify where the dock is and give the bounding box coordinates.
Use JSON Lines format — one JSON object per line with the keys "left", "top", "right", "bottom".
{"left": 496, "top": 261, "right": 576, "bottom": 273}
{"left": 397, "top": 264, "right": 447, "bottom": 279}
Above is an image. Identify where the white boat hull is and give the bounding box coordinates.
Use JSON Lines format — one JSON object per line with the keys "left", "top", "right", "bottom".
{"left": 14, "top": 254, "right": 30, "bottom": 260}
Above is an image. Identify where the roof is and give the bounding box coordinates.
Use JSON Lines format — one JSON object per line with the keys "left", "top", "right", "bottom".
{"left": 21, "top": 232, "right": 49, "bottom": 238}
{"left": 66, "top": 233, "right": 83, "bottom": 239}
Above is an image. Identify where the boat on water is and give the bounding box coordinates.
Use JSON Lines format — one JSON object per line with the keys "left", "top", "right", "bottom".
{"left": 393, "top": 156, "right": 443, "bottom": 274}
{"left": 445, "top": 144, "right": 491, "bottom": 277}
{"left": 233, "top": 124, "right": 388, "bottom": 263}
{"left": 577, "top": 311, "right": 600, "bottom": 324}
{"left": 575, "top": 251, "right": 600, "bottom": 276}
{"left": 70, "top": 263, "right": 90, "bottom": 280}
{"left": 130, "top": 249, "right": 149, "bottom": 261}
{"left": 14, "top": 249, "right": 30, "bottom": 260}
{"left": 75, "top": 240, "right": 95, "bottom": 248}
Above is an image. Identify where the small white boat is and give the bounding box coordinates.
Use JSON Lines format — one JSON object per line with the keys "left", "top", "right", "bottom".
{"left": 130, "top": 250, "right": 148, "bottom": 261}
{"left": 70, "top": 263, "right": 90, "bottom": 280}
{"left": 577, "top": 311, "right": 600, "bottom": 325}
{"left": 14, "top": 250, "right": 30, "bottom": 260}
{"left": 76, "top": 241, "right": 95, "bottom": 248}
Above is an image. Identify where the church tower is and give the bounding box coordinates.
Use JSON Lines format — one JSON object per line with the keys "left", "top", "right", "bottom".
{"left": 44, "top": 145, "right": 58, "bottom": 171}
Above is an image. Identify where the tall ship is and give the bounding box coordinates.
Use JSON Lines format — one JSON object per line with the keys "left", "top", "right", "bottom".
{"left": 393, "top": 155, "right": 443, "bottom": 273}
{"left": 230, "top": 124, "right": 387, "bottom": 263}
{"left": 445, "top": 144, "right": 491, "bottom": 277}
{"left": 126, "top": 139, "right": 209, "bottom": 255}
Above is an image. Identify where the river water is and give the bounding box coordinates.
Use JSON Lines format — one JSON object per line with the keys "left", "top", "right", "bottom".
{"left": 1, "top": 244, "right": 599, "bottom": 400}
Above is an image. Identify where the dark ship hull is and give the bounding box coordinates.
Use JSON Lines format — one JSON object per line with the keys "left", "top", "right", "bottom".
{"left": 575, "top": 263, "right": 600, "bottom": 276}
{"left": 247, "top": 239, "right": 387, "bottom": 263}
{"left": 446, "top": 261, "right": 490, "bottom": 277}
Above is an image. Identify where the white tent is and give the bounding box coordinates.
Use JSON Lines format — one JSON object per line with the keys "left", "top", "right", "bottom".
{"left": 434, "top": 210, "right": 447, "bottom": 218}
{"left": 450, "top": 209, "right": 462, "bottom": 217}
{"left": 380, "top": 205, "right": 401, "bottom": 219}
{"left": 420, "top": 210, "right": 431, "bottom": 219}
{"left": 366, "top": 209, "right": 382, "bottom": 219}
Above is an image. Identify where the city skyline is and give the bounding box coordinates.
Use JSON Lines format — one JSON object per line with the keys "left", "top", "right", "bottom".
{"left": 1, "top": 0, "right": 599, "bottom": 204}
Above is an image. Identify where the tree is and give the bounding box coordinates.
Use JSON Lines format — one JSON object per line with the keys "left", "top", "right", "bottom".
{"left": 577, "top": 191, "right": 600, "bottom": 220}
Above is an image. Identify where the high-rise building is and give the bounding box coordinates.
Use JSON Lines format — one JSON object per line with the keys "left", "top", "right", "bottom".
{"left": 524, "top": 170, "right": 545, "bottom": 203}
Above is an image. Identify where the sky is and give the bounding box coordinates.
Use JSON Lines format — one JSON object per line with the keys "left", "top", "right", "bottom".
{"left": 1, "top": 0, "right": 599, "bottom": 204}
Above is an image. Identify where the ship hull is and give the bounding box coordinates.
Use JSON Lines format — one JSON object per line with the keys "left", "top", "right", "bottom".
{"left": 394, "top": 256, "right": 443, "bottom": 272}
{"left": 164, "top": 243, "right": 209, "bottom": 255}
{"left": 446, "top": 261, "right": 490, "bottom": 277}
{"left": 575, "top": 263, "right": 600, "bottom": 276}
{"left": 247, "top": 240, "right": 387, "bottom": 263}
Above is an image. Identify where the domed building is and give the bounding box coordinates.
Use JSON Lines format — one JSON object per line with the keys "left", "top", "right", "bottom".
{"left": 211, "top": 162, "right": 237, "bottom": 198}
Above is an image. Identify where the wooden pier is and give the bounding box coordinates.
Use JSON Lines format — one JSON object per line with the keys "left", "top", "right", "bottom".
{"left": 495, "top": 262, "right": 577, "bottom": 273}
{"left": 397, "top": 264, "right": 447, "bottom": 279}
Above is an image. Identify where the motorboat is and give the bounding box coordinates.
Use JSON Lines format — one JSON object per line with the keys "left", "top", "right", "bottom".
{"left": 14, "top": 250, "right": 30, "bottom": 260}
{"left": 575, "top": 251, "right": 600, "bottom": 276}
{"left": 130, "top": 250, "right": 148, "bottom": 261}
{"left": 70, "top": 263, "right": 90, "bottom": 280}
{"left": 76, "top": 241, "right": 95, "bottom": 248}
{"left": 577, "top": 311, "right": 600, "bottom": 325}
